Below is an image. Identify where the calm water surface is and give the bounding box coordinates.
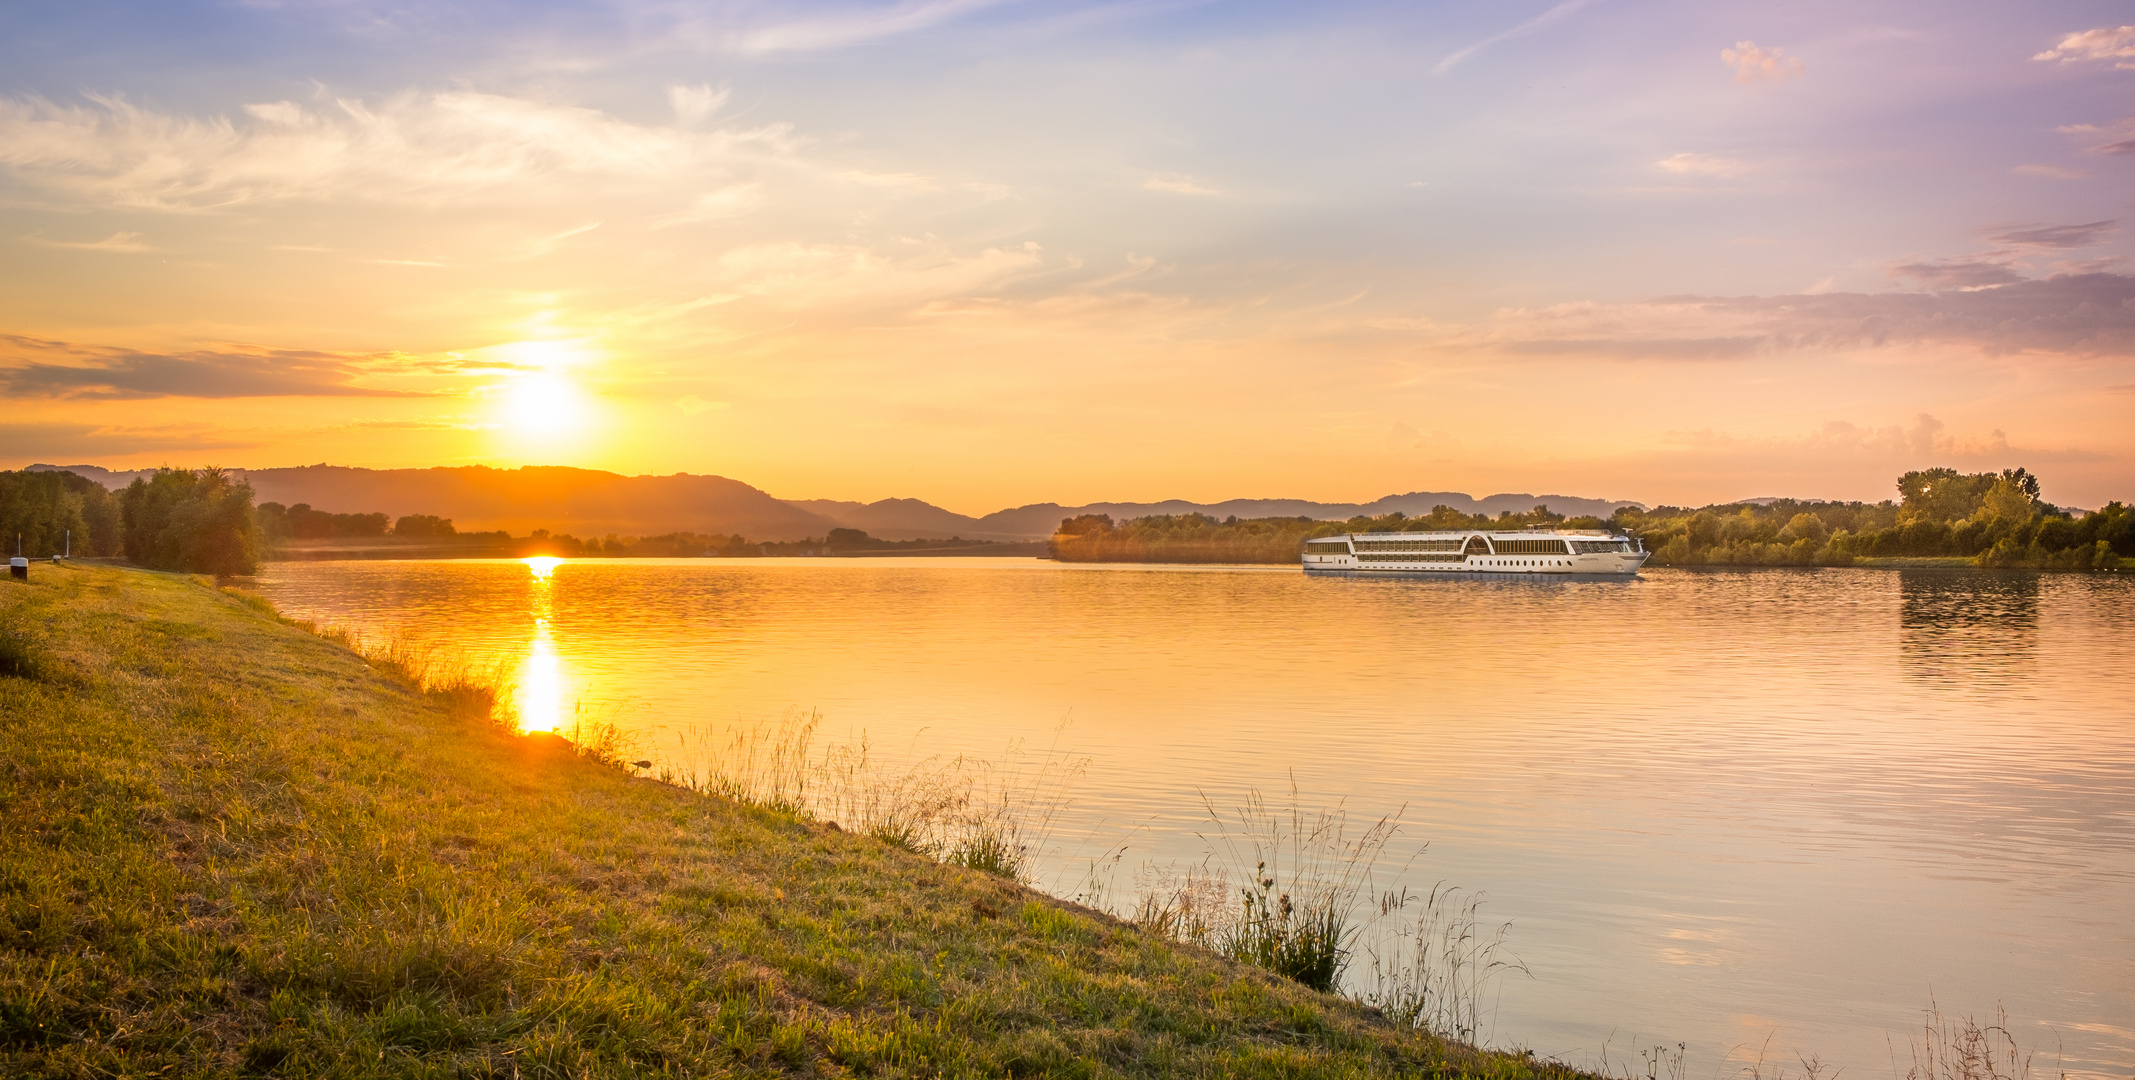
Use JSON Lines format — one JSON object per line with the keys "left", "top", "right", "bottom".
{"left": 257, "top": 559, "right": 2135, "bottom": 1077}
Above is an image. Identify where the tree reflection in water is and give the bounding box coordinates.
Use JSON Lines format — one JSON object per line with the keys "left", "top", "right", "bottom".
{"left": 1898, "top": 569, "right": 2039, "bottom": 689}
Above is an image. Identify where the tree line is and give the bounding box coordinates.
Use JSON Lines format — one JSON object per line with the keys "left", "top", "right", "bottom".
{"left": 1050, "top": 467, "right": 2133, "bottom": 571}
{"left": 1626, "top": 468, "right": 2132, "bottom": 569}
{"left": 0, "top": 467, "right": 259, "bottom": 575}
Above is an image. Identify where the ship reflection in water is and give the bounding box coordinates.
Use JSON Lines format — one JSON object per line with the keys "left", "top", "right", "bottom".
{"left": 514, "top": 557, "right": 567, "bottom": 733}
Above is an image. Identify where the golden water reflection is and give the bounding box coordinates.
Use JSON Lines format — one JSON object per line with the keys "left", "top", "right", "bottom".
{"left": 514, "top": 557, "right": 566, "bottom": 732}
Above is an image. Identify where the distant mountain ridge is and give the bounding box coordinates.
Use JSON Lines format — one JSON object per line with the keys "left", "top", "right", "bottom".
{"left": 25, "top": 463, "right": 1646, "bottom": 542}
{"left": 29, "top": 463, "right": 839, "bottom": 540}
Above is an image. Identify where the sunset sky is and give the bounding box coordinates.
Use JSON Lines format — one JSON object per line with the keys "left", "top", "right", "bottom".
{"left": 2, "top": 0, "right": 2131, "bottom": 512}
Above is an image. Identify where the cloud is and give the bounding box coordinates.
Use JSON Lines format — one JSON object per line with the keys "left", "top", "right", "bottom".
{"left": 0, "top": 334, "right": 446, "bottom": 399}
{"left": 0, "top": 421, "right": 257, "bottom": 458}
{"left": 1663, "top": 273, "right": 2135, "bottom": 357}
{"left": 2056, "top": 117, "right": 2135, "bottom": 156}
{"left": 1655, "top": 153, "right": 1748, "bottom": 178}
{"left": 1721, "top": 41, "right": 1804, "bottom": 84}
{"left": 669, "top": 0, "right": 1007, "bottom": 54}
{"left": 667, "top": 84, "right": 729, "bottom": 126}
{"left": 1144, "top": 174, "right": 1222, "bottom": 196}
{"left": 22, "top": 231, "right": 154, "bottom": 252}
{"left": 1652, "top": 415, "right": 2101, "bottom": 470}
{"left": 2032, "top": 25, "right": 2135, "bottom": 68}
{"left": 1382, "top": 273, "right": 2135, "bottom": 361}
{"left": 707, "top": 238, "right": 1047, "bottom": 311}
{"left": 2013, "top": 164, "right": 2086, "bottom": 179}
{"left": 1435, "top": 0, "right": 1596, "bottom": 75}
{"left": 1984, "top": 220, "right": 2116, "bottom": 249}
{"left": 0, "top": 90, "right": 802, "bottom": 211}
{"left": 1887, "top": 257, "right": 2024, "bottom": 289}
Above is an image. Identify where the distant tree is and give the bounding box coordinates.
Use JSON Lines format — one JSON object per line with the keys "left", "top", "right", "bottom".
{"left": 1055, "top": 514, "right": 1116, "bottom": 537}
{"left": 393, "top": 513, "right": 456, "bottom": 538}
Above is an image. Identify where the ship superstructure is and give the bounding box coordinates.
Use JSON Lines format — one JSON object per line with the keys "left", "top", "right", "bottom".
{"left": 1301, "top": 529, "right": 1647, "bottom": 575}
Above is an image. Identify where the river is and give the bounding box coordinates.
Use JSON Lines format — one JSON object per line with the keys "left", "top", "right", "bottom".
{"left": 255, "top": 558, "right": 2135, "bottom": 1077}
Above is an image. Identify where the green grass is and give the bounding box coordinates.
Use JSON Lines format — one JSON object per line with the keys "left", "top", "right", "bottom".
{"left": 0, "top": 564, "right": 1594, "bottom": 1078}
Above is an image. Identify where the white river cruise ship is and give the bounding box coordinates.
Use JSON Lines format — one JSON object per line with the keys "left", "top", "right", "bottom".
{"left": 1301, "top": 529, "right": 1648, "bottom": 575}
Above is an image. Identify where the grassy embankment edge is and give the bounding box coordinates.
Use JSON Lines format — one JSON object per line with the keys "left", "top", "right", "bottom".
{"left": 0, "top": 563, "right": 1591, "bottom": 1078}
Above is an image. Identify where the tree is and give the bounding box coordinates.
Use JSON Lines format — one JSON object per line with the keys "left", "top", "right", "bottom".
{"left": 0, "top": 469, "right": 121, "bottom": 558}
{"left": 120, "top": 468, "right": 261, "bottom": 575}
{"left": 1978, "top": 477, "right": 2036, "bottom": 524}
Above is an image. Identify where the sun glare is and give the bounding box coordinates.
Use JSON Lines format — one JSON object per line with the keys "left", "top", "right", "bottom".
{"left": 524, "top": 556, "right": 563, "bottom": 578}
{"left": 504, "top": 373, "right": 585, "bottom": 437}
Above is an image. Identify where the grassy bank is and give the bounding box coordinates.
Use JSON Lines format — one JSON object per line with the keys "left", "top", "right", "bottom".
{"left": 0, "top": 564, "right": 1585, "bottom": 1078}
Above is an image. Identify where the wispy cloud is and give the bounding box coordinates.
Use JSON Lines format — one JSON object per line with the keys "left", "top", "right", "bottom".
{"left": 0, "top": 90, "right": 803, "bottom": 211}
{"left": 2032, "top": 25, "right": 2135, "bottom": 68}
{"left": 1643, "top": 415, "right": 2099, "bottom": 476}
{"left": 1434, "top": 0, "right": 1596, "bottom": 75}
{"left": 1721, "top": 41, "right": 1804, "bottom": 84}
{"left": 667, "top": 83, "right": 729, "bottom": 125}
{"left": 2013, "top": 163, "right": 2086, "bottom": 179}
{"left": 1655, "top": 153, "right": 1747, "bottom": 178}
{"left": 21, "top": 231, "right": 155, "bottom": 252}
{"left": 1143, "top": 174, "right": 1222, "bottom": 196}
{"left": 0, "top": 334, "right": 446, "bottom": 399}
{"left": 707, "top": 238, "right": 1047, "bottom": 311}
{"left": 1887, "top": 257, "right": 2024, "bottom": 289}
{"left": 670, "top": 0, "right": 1009, "bottom": 54}
{"left": 0, "top": 421, "right": 257, "bottom": 457}
{"left": 2055, "top": 117, "right": 2135, "bottom": 156}
{"left": 1372, "top": 273, "right": 2135, "bottom": 362}
{"left": 1984, "top": 220, "right": 2116, "bottom": 249}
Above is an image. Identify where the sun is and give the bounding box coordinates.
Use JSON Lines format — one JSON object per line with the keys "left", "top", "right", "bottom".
{"left": 502, "top": 372, "right": 585, "bottom": 436}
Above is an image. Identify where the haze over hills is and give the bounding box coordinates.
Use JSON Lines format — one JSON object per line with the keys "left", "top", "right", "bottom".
{"left": 30, "top": 463, "right": 840, "bottom": 540}
{"left": 27, "top": 463, "right": 1646, "bottom": 541}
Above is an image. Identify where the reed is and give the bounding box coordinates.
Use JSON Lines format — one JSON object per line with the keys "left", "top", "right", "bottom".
{"left": 1361, "top": 884, "right": 1530, "bottom": 1044}
{"left": 1129, "top": 861, "right": 1229, "bottom": 944}
{"left": 667, "top": 714, "right": 1088, "bottom": 886}
{"left": 813, "top": 734, "right": 967, "bottom": 853}
{"left": 1903, "top": 999, "right": 2059, "bottom": 1080}
{"left": 1129, "top": 785, "right": 1407, "bottom": 993}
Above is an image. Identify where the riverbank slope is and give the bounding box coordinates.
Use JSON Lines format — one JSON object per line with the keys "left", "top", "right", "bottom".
{"left": 0, "top": 564, "right": 1581, "bottom": 1078}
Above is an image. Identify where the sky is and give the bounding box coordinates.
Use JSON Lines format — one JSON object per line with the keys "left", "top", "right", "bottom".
{"left": 1, "top": 0, "right": 2131, "bottom": 513}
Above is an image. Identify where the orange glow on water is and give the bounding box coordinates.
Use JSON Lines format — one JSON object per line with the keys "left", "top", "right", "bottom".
{"left": 513, "top": 558, "right": 566, "bottom": 731}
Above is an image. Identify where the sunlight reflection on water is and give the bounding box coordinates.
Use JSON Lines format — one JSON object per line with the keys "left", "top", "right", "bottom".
{"left": 513, "top": 557, "right": 567, "bottom": 732}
